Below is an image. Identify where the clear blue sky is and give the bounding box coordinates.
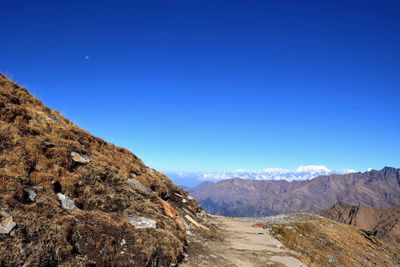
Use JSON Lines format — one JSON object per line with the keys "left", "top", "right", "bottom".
{"left": 1, "top": 0, "right": 399, "bottom": 172}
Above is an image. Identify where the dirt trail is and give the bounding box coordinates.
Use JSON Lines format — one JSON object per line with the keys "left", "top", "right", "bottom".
{"left": 181, "top": 216, "right": 306, "bottom": 267}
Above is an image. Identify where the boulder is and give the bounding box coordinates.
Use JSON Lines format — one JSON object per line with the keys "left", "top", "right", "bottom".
{"left": 43, "top": 141, "right": 57, "bottom": 148}
{"left": 0, "top": 214, "right": 16, "bottom": 234}
{"left": 57, "top": 193, "right": 78, "bottom": 210}
{"left": 127, "top": 178, "right": 151, "bottom": 196}
{"left": 71, "top": 151, "right": 90, "bottom": 164}
{"left": 127, "top": 216, "right": 156, "bottom": 229}
{"left": 174, "top": 192, "right": 188, "bottom": 203}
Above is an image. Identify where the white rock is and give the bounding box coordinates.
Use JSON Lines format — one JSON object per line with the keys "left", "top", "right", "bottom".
{"left": 328, "top": 255, "right": 335, "bottom": 263}
{"left": 128, "top": 216, "right": 156, "bottom": 229}
{"left": 174, "top": 193, "right": 184, "bottom": 198}
{"left": 182, "top": 207, "right": 192, "bottom": 214}
{"left": 174, "top": 193, "right": 188, "bottom": 203}
{"left": 57, "top": 193, "right": 78, "bottom": 210}
{"left": 0, "top": 215, "right": 16, "bottom": 234}
{"left": 184, "top": 215, "right": 209, "bottom": 230}
{"left": 185, "top": 230, "right": 193, "bottom": 236}
{"left": 71, "top": 151, "right": 90, "bottom": 164}
{"left": 185, "top": 215, "right": 200, "bottom": 227}
{"left": 28, "top": 190, "right": 37, "bottom": 202}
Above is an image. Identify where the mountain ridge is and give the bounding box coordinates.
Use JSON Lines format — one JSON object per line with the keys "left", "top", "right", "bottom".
{"left": 190, "top": 167, "right": 400, "bottom": 217}
{"left": 168, "top": 166, "right": 356, "bottom": 187}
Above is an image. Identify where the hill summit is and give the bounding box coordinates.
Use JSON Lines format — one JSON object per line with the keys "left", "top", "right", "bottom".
{"left": 0, "top": 74, "right": 208, "bottom": 266}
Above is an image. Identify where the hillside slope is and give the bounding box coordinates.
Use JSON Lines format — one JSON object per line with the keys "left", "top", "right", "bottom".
{"left": 190, "top": 167, "right": 400, "bottom": 216}
{"left": 0, "top": 74, "right": 209, "bottom": 266}
{"left": 180, "top": 214, "right": 399, "bottom": 267}
{"left": 259, "top": 214, "right": 400, "bottom": 266}
{"left": 321, "top": 202, "right": 400, "bottom": 245}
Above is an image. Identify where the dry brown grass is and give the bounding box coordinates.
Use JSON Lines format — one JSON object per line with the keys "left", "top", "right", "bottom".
{"left": 265, "top": 214, "right": 400, "bottom": 267}
{"left": 0, "top": 74, "right": 204, "bottom": 266}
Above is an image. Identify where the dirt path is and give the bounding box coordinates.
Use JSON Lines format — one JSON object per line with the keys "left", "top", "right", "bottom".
{"left": 181, "top": 216, "right": 307, "bottom": 267}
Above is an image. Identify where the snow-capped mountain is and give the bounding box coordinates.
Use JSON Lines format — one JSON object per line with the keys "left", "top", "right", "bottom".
{"left": 167, "top": 165, "right": 357, "bottom": 188}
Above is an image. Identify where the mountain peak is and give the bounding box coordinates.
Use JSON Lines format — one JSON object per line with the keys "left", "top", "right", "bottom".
{"left": 190, "top": 167, "right": 400, "bottom": 217}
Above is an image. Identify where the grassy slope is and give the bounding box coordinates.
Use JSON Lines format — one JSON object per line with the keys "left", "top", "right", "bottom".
{"left": 0, "top": 74, "right": 205, "bottom": 266}
{"left": 264, "top": 214, "right": 400, "bottom": 267}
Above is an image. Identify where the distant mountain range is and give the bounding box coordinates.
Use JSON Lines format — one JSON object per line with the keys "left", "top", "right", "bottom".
{"left": 167, "top": 165, "right": 357, "bottom": 187}
{"left": 189, "top": 167, "right": 400, "bottom": 217}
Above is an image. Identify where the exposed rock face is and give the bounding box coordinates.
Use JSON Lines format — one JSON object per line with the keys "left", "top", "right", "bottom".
{"left": 321, "top": 202, "right": 400, "bottom": 245}
{"left": 190, "top": 167, "right": 400, "bottom": 217}
{"left": 160, "top": 199, "right": 185, "bottom": 231}
{"left": 0, "top": 74, "right": 205, "bottom": 266}
{"left": 320, "top": 202, "right": 381, "bottom": 230}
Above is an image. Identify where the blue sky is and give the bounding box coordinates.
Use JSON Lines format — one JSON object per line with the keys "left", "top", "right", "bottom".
{"left": 1, "top": 0, "right": 399, "bottom": 172}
